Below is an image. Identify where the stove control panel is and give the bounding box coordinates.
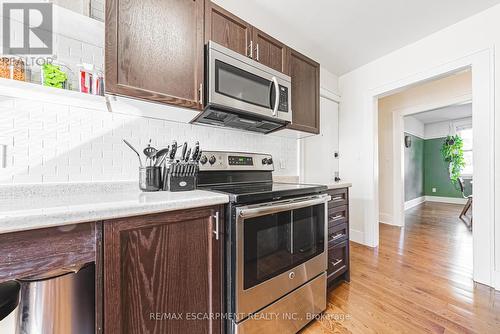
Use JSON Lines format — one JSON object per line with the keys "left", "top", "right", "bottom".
{"left": 228, "top": 156, "right": 253, "bottom": 166}
{"left": 198, "top": 151, "right": 274, "bottom": 171}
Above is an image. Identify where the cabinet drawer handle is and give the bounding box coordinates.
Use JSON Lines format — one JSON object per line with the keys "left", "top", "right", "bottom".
{"left": 213, "top": 211, "right": 219, "bottom": 240}
{"left": 331, "top": 259, "right": 342, "bottom": 267}
{"left": 329, "top": 214, "right": 343, "bottom": 221}
{"left": 329, "top": 233, "right": 344, "bottom": 241}
{"left": 331, "top": 196, "right": 344, "bottom": 202}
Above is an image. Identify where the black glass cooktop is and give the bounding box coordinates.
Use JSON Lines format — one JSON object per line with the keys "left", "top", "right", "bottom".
{"left": 201, "top": 182, "right": 327, "bottom": 204}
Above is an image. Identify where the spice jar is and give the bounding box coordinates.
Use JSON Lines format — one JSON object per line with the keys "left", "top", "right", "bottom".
{"left": 12, "top": 58, "right": 25, "bottom": 81}
{"left": 0, "top": 58, "right": 10, "bottom": 79}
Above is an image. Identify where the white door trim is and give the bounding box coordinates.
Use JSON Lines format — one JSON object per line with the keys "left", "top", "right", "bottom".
{"left": 370, "top": 48, "right": 495, "bottom": 288}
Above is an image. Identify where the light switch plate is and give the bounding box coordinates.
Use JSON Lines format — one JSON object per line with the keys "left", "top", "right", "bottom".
{"left": 0, "top": 144, "right": 6, "bottom": 168}
{"left": 279, "top": 159, "right": 286, "bottom": 169}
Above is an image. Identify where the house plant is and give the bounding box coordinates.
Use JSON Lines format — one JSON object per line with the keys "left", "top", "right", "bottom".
{"left": 441, "top": 134, "right": 465, "bottom": 184}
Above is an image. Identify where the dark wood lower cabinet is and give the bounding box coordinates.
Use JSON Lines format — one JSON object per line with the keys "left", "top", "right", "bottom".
{"left": 103, "top": 206, "right": 224, "bottom": 334}
{"left": 327, "top": 187, "right": 351, "bottom": 286}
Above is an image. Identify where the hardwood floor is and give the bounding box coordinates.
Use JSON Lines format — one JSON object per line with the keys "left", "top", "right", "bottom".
{"left": 302, "top": 202, "right": 500, "bottom": 333}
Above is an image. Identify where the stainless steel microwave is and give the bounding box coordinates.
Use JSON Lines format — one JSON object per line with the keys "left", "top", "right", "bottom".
{"left": 191, "top": 41, "right": 292, "bottom": 134}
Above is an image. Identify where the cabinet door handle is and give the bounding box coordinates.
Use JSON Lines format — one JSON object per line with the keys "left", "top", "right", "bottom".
{"left": 199, "top": 83, "right": 203, "bottom": 104}
{"left": 331, "top": 259, "right": 342, "bottom": 267}
{"left": 255, "top": 43, "right": 259, "bottom": 61}
{"left": 213, "top": 211, "right": 219, "bottom": 240}
{"left": 248, "top": 41, "right": 253, "bottom": 58}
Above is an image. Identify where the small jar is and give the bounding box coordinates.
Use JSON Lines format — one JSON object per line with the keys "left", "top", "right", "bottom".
{"left": 0, "top": 58, "right": 10, "bottom": 79}
{"left": 12, "top": 58, "right": 26, "bottom": 81}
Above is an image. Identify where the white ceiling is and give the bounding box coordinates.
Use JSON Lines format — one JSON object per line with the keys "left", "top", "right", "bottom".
{"left": 214, "top": 0, "right": 500, "bottom": 75}
{"left": 410, "top": 103, "right": 472, "bottom": 124}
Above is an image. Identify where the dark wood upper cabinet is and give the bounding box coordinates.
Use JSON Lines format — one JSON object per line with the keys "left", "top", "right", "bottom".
{"left": 106, "top": 0, "right": 204, "bottom": 110}
{"left": 205, "top": 0, "right": 252, "bottom": 57}
{"left": 288, "top": 49, "right": 320, "bottom": 134}
{"left": 252, "top": 28, "right": 289, "bottom": 74}
{"left": 103, "top": 206, "right": 223, "bottom": 334}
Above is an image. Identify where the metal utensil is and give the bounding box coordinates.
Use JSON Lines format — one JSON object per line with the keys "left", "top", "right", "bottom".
{"left": 185, "top": 148, "right": 191, "bottom": 163}
{"left": 123, "top": 139, "right": 143, "bottom": 167}
{"left": 143, "top": 139, "right": 157, "bottom": 166}
{"left": 154, "top": 147, "right": 170, "bottom": 167}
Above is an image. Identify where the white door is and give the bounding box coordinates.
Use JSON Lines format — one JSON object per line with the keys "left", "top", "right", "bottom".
{"left": 301, "top": 97, "right": 339, "bottom": 184}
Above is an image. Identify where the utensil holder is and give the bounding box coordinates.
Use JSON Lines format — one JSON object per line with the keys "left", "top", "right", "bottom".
{"left": 139, "top": 166, "right": 162, "bottom": 192}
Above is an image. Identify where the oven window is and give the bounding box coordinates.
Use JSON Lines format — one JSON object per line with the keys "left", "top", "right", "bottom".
{"left": 215, "top": 60, "right": 273, "bottom": 109}
{"left": 243, "top": 203, "right": 325, "bottom": 290}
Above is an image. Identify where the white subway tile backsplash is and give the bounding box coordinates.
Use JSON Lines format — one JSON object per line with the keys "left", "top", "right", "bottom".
{"left": 0, "top": 96, "right": 298, "bottom": 185}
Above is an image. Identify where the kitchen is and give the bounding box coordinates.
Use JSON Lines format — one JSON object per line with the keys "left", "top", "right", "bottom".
{"left": 1, "top": 1, "right": 500, "bottom": 334}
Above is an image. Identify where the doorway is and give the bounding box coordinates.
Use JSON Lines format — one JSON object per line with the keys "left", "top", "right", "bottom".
{"left": 372, "top": 50, "right": 494, "bottom": 287}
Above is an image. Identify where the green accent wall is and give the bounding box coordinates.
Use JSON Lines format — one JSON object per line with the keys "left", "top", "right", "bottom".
{"left": 404, "top": 133, "right": 424, "bottom": 201}
{"left": 423, "top": 137, "right": 472, "bottom": 198}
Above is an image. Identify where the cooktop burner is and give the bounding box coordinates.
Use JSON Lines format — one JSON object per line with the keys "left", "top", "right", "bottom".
{"left": 200, "top": 182, "right": 327, "bottom": 204}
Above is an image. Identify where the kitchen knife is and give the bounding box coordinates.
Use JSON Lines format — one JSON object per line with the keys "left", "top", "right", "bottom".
{"left": 185, "top": 148, "right": 191, "bottom": 163}
{"left": 192, "top": 141, "right": 200, "bottom": 161}
{"left": 181, "top": 142, "right": 187, "bottom": 161}
{"left": 169, "top": 141, "right": 177, "bottom": 161}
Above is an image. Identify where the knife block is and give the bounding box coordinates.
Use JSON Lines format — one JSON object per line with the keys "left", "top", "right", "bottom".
{"left": 163, "top": 162, "right": 198, "bottom": 192}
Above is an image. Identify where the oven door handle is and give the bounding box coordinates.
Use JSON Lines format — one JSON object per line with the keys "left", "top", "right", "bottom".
{"left": 238, "top": 194, "right": 331, "bottom": 219}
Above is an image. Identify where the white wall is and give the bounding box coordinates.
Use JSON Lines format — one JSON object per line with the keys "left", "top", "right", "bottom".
{"left": 339, "top": 4, "right": 500, "bottom": 288}
{"left": 425, "top": 117, "right": 472, "bottom": 139}
{"left": 404, "top": 116, "right": 425, "bottom": 138}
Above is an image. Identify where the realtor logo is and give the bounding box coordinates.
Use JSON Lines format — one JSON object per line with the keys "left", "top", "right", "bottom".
{"left": 2, "top": 3, "right": 53, "bottom": 54}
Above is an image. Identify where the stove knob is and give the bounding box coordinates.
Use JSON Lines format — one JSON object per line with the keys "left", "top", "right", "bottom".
{"left": 209, "top": 155, "right": 216, "bottom": 165}
{"left": 200, "top": 155, "right": 208, "bottom": 165}
{"left": 267, "top": 158, "right": 273, "bottom": 165}
{"left": 262, "top": 158, "right": 268, "bottom": 165}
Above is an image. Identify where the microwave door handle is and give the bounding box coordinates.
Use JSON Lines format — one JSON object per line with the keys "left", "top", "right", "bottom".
{"left": 272, "top": 76, "right": 279, "bottom": 117}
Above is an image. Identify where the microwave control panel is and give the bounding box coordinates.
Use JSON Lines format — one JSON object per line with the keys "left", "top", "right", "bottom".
{"left": 278, "top": 85, "right": 289, "bottom": 112}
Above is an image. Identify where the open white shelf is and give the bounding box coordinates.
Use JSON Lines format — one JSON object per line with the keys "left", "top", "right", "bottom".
{"left": 0, "top": 77, "right": 107, "bottom": 111}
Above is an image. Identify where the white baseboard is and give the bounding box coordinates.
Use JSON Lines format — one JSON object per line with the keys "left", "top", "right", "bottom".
{"left": 425, "top": 196, "right": 467, "bottom": 204}
{"left": 404, "top": 196, "right": 425, "bottom": 210}
{"left": 379, "top": 213, "right": 393, "bottom": 225}
{"left": 349, "top": 228, "right": 364, "bottom": 245}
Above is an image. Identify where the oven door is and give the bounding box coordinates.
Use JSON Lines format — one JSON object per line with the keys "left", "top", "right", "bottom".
{"left": 235, "top": 194, "right": 330, "bottom": 317}
{"left": 208, "top": 41, "right": 292, "bottom": 123}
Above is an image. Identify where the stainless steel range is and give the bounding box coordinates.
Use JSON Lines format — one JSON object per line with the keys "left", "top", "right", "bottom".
{"left": 197, "top": 151, "right": 330, "bottom": 334}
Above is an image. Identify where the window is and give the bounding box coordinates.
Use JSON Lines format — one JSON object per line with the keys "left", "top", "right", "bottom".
{"left": 457, "top": 126, "right": 473, "bottom": 177}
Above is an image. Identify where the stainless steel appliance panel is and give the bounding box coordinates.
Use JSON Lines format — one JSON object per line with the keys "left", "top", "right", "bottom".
{"left": 208, "top": 41, "right": 292, "bottom": 123}
{"left": 234, "top": 273, "right": 327, "bottom": 334}
{"left": 235, "top": 194, "right": 329, "bottom": 316}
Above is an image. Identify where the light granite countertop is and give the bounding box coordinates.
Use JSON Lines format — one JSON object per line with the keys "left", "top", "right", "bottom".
{"left": 0, "top": 182, "right": 229, "bottom": 235}
{"left": 327, "top": 182, "right": 352, "bottom": 190}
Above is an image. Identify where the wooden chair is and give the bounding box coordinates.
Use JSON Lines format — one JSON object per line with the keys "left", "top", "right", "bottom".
{"left": 458, "top": 178, "right": 473, "bottom": 230}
